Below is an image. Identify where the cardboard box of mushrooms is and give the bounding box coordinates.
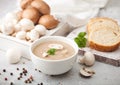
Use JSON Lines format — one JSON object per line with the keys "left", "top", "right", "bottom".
{"left": 0, "top": 0, "right": 63, "bottom": 43}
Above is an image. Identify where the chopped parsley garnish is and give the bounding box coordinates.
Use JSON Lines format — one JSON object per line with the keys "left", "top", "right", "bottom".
{"left": 47, "top": 48, "right": 56, "bottom": 55}
{"left": 74, "top": 32, "right": 87, "bottom": 48}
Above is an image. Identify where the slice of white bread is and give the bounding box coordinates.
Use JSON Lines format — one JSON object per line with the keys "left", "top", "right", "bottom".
{"left": 87, "top": 17, "right": 120, "bottom": 52}
{"left": 87, "top": 17, "right": 119, "bottom": 34}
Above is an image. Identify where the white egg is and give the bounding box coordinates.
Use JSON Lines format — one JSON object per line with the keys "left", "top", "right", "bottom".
{"left": 6, "top": 48, "right": 22, "bottom": 64}
{"left": 84, "top": 51, "right": 95, "bottom": 66}
{"left": 34, "top": 25, "right": 46, "bottom": 35}
{"left": 29, "top": 29, "right": 40, "bottom": 41}
{"left": 1, "top": 22, "right": 15, "bottom": 35}
{"left": 16, "top": 31, "right": 26, "bottom": 40}
{"left": 18, "top": 18, "right": 34, "bottom": 31}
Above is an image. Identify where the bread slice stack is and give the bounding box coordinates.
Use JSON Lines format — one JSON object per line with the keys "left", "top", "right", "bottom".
{"left": 87, "top": 17, "right": 120, "bottom": 52}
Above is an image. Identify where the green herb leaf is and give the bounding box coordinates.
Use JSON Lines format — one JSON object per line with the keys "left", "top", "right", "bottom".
{"left": 47, "top": 48, "right": 56, "bottom": 55}
{"left": 78, "top": 32, "right": 86, "bottom": 38}
{"left": 74, "top": 32, "right": 87, "bottom": 48}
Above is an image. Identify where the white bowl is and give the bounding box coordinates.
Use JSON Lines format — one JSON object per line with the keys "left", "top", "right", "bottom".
{"left": 29, "top": 36, "right": 78, "bottom": 75}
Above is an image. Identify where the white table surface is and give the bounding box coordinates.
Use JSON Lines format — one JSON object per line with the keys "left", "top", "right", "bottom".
{"left": 1, "top": 0, "right": 120, "bottom": 85}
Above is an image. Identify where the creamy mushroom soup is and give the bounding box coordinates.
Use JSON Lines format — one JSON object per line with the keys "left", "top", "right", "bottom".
{"left": 33, "top": 40, "right": 75, "bottom": 60}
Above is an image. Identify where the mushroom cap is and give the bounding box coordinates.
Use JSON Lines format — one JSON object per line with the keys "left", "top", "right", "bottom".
{"left": 31, "top": 0, "right": 50, "bottom": 15}
{"left": 18, "top": 18, "right": 34, "bottom": 31}
{"left": 29, "top": 29, "right": 40, "bottom": 41}
{"left": 20, "top": 0, "right": 33, "bottom": 9}
{"left": 16, "top": 31, "right": 26, "bottom": 40}
{"left": 22, "top": 7, "right": 41, "bottom": 24}
{"left": 38, "top": 15, "right": 59, "bottom": 30}
{"left": 34, "top": 24, "right": 46, "bottom": 35}
{"left": 6, "top": 47, "right": 22, "bottom": 64}
{"left": 80, "top": 67, "right": 95, "bottom": 77}
{"left": 84, "top": 52, "right": 95, "bottom": 66}
{"left": 1, "top": 22, "right": 15, "bottom": 35}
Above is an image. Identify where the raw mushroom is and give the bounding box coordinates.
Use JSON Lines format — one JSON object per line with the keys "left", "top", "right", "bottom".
{"left": 26, "top": 32, "right": 31, "bottom": 40}
{"left": 16, "top": 31, "right": 26, "bottom": 40}
{"left": 20, "top": 0, "right": 33, "bottom": 9}
{"left": 79, "top": 57, "right": 85, "bottom": 64}
{"left": 84, "top": 51, "right": 95, "bottom": 66}
{"left": 16, "top": 18, "right": 34, "bottom": 31}
{"left": 16, "top": 11, "right": 23, "bottom": 21}
{"left": 38, "top": 15, "right": 59, "bottom": 30}
{"left": 29, "top": 29, "right": 40, "bottom": 41}
{"left": 78, "top": 51, "right": 95, "bottom": 66}
{"left": 22, "top": 7, "right": 41, "bottom": 24}
{"left": 31, "top": 0, "right": 50, "bottom": 15}
{"left": 34, "top": 25, "right": 47, "bottom": 36}
{"left": 80, "top": 67, "right": 95, "bottom": 78}
{"left": 6, "top": 47, "right": 22, "bottom": 64}
{"left": 1, "top": 22, "right": 15, "bottom": 35}
{"left": 4, "top": 12, "right": 19, "bottom": 25}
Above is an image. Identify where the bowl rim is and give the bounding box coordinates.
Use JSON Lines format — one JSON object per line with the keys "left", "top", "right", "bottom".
{"left": 29, "top": 36, "right": 78, "bottom": 62}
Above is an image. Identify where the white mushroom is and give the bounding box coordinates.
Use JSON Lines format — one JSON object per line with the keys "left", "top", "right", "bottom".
{"left": 48, "top": 44, "right": 63, "bottom": 50}
{"left": 34, "top": 25, "right": 47, "bottom": 36}
{"left": 84, "top": 51, "right": 95, "bottom": 66}
{"left": 17, "top": 18, "right": 34, "bottom": 31}
{"left": 4, "top": 12, "right": 19, "bottom": 25}
{"left": 26, "top": 32, "right": 31, "bottom": 40}
{"left": 16, "top": 31, "right": 26, "bottom": 40}
{"left": 42, "top": 52, "right": 48, "bottom": 57}
{"left": 6, "top": 47, "right": 22, "bottom": 64}
{"left": 80, "top": 67, "right": 95, "bottom": 77}
{"left": 29, "top": 29, "right": 40, "bottom": 41}
{"left": 14, "top": 24, "right": 21, "bottom": 32}
{"left": 79, "top": 57, "right": 85, "bottom": 64}
{"left": 61, "top": 49, "right": 68, "bottom": 54}
{"left": 1, "top": 22, "right": 15, "bottom": 35}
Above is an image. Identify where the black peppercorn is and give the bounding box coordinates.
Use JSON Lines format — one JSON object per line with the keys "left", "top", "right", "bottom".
{"left": 10, "top": 82, "right": 14, "bottom": 85}
{"left": 10, "top": 73, "right": 13, "bottom": 76}
{"left": 3, "top": 69, "right": 6, "bottom": 72}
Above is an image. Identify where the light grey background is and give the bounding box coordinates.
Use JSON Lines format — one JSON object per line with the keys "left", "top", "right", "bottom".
{"left": 0, "top": 0, "right": 120, "bottom": 85}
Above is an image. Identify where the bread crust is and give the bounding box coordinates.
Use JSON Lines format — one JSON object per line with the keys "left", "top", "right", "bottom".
{"left": 89, "top": 41, "right": 119, "bottom": 52}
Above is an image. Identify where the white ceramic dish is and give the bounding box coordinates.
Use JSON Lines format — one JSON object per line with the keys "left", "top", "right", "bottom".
{"left": 30, "top": 36, "right": 78, "bottom": 75}
{"left": 0, "top": 22, "right": 70, "bottom": 59}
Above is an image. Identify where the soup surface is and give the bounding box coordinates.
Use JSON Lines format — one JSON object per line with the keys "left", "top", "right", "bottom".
{"left": 33, "top": 40, "right": 75, "bottom": 60}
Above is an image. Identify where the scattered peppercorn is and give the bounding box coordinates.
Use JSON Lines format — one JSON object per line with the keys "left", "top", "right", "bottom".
{"left": 35, "top": 69, "right": 37, "bottom": 71}
{"left": 22, "top": 68, "right": 25, "bottom": 70}
{"left": 20, "top": 73, "right": 23, "bottom": 75}
{"left": 20, "top": 75, "right": 22, "bottom": 78}
{"left": 17, "top": 77, "right": 20, "bottom": 80}
{"left": 0, "top": 73, "right": 1, "bottom": 75}
{"left": 17, "top": 68, "right": 19, "bottom": 70}
{"left": 10, "top": 82, "right": 14, "bottom": 85}
{"left": 40, "top": 82, "right": 43, "bottom": 85}
{"left": 29, "top": 80, "right": 31, "bottom": 83}
{"left": 39, "top": 70, "right": 41, "bottom": 72}
{"left": 25, "top": 80, "right": 28, "bottom": 83}
{"left": 24, "top": 73, "right": 27, "bottom": 76}
{"left": 5, "top": 78, "right": 8, "bottom": 81}
{"left": 10, "top": 73, "right": 13, "bottom": 76}
{"left": 3, "top": 69, "right": 6, "bottom": 72}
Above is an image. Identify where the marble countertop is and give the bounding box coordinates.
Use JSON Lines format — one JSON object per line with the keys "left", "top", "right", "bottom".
{"left": 0, "top": 0, "right": 120, "bottom": 85}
